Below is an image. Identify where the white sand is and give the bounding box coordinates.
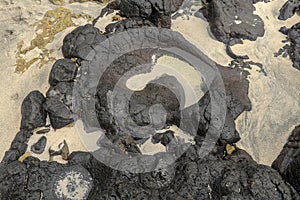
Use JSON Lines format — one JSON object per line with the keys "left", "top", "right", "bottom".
{"left": 0, "top": 0, "right": 299, "bottom": 166}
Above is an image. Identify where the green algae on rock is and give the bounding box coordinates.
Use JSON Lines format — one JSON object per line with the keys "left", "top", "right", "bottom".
{"left": 15, "top": 7, "right": 92, "bottom": 73}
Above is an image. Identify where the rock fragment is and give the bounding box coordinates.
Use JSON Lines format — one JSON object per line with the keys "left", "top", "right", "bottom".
{"left": 31, "top": 136, "right": 47, "bottom": 154}
{"left": 48, "top": 59, "right": 77, "bottom": 86}
{"left": 200, "top": 0, "right": 265, "bottom": 44}
{"left": 43, "top": 98, "right": 74, "bottom": 129}
{"left": 20, "top": 91, "right": 47, "bottom": 131}
{"left": 103, "top": 0, "right": 184, "bottom": 28}
{"left": 277, "top": 23, "right": 300, "bottom": 70}
{"left": 62, "top": 24, "right": 106, "bottom": 59}
{"left": 278, "top": 0, "right": 300, "bottom": 20}
{"left": 152, "top": 130, "right": 175, "bottom": 146}
{"left": 1, "top": 130, "right": 32, "bottom": 164}
{"left": 46, "top": 82, "right": 74, "bottom": 108}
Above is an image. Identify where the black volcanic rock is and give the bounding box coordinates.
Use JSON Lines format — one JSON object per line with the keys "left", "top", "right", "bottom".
{"left": 20, "top": 90, "right": 47, "bottom": 131}
{"left": 200, "top": 0, "right": 265, "bottom": 44}
{"left": 287, "top": 23, "right": 300, "bottom": 70}
{"left": 48, "top": 59, "right": 77, "bottom": 86}
{"left": 278, "top": 0, "right": 300, "bottom": 20}
{"left": 185, "top": 91, "right": 241, "bottom": 145}
{"left": 46, "top": 82, "right": 74, "bottom": 108}
{"left": 1, "top": 130, "right": 33, "bottom": 164}
{"left": 43, "top": 98, "right": 74, "bottom": 129}
{"left": 82, "top": 146, "right": 300, "bottom": 199}
{"left": 252, "top": 0, "right": 270, "bottom": 3}
{"left": 277, "top": 23, "right": 300, "bottom": 70}
{"left": 152, "top": 130, "right": 175, "bottom": 146}
{"left": 119, "top": 0, "right": 152, "bottom": 19}
{"left": 272, "top": 125, "right": 300, "bottom": 193}
{"left": 129, "top": 80, "right": 182, "bottom": 129}
{"left": 62, "top": 24, "right": 106, "bottom": 60}
{"left": 105, "top": 17, "right": 154, "bottom": 34}
{"left": 181, "top": 64, "right": 251, "bottom": 145}
{"left": 104, "top": 0, "right": 184, "bottom": 28}
{"left": 30, "top": 136, "right": 47, "bottom": 154}
{"left": 2, "top": 0, "right": 298, "bottom": 196}
{"left": 0, "top": 161, "right": 27, "bottom": 199}
{"left": 74, "top": 26, "right": 252, "bottom": 153}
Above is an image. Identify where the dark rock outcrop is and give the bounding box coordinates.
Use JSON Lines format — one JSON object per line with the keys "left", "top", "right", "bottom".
{"left": 73, "top": 23, "right": 252, "bottom": 154}
{"left": 252, "top": 0, "right": 270, "bottom": 3}
{"left": 278, "top": 0, "right": 300, "bottom": 20}
{"left": 200, "top": 0, "right": 265, "bottom": 44}
{"left": 46, "top": 82, "right": 74, "bottom": 108}
{"left": 1, "top": 130, "right": 32, "bottom": 164}
{"left": 43, "top": 98, "right": 74, "bottom": 129}
{"left": 284, "top": 23, "right": 300, "bottom": 70}
{"left": 0, "top": 157, "right": 94, "bottom": 200}
{"left": 272, "top": 125, "right": 300, "bottom": 193}
{"left": 276, "top": 23, "right": 300, "bottom": 70}
{"left": 102, "top": 0, "right": 184, "bottom": 28}
{"left": 105, "top": 17, "right": 154, "bottom": 34}
{"left": 83, "top": 146, "right": 299, "bottom": 199}
{"left": 2, "top": 0, "right": 299, "bottom": 198}
{"left": 30, "top": 136, "right": 47, "bottom": 154}
{"left": 152, "top": 130, "right": 175, "bottom": 146}
{"left": 48, "top": 58, "right": 78, "bottom": 86}
{"left": 62, "top": 24, "right": 106, "bottom": 60}
{"left": 20, "top": 91, "right": 47, "bottom": 131}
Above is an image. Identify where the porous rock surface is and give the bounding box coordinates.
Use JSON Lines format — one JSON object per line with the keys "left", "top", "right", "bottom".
{"left": 43, "top": 97, "right": 74, "bottom": 129}
{"left": 48, "top": 58, "right": 78, "bottom": 87}
{"left": 20, "top": 91, "right": 47, "bottom": 131}
{"left": 111, "top": 0, "right": 184, "bottom": 28}
{"left": 62, "top": 24, "right": 106, "bottom": 60}
{"left": 2, "top": 130, "right": 32, "bottom": 164}
{"left": 1, "top": 145, "right": 299, "bottom": 199}
{"left": 273, "top": 125, "right": 300, "bottom": 194}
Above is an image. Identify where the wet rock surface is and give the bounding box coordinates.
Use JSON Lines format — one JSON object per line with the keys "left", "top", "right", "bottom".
{"left": 276, "top": 23, "right": 300, "bottom": 70}
{"left": 200, "top": 0, "right": 265, "bottom": 44}
{"left": 30, "top": 136, "right": 47, "bottom": 154}
{"left": 278, "top": 0, "right": 300, "bottom": 20}
{"left": 20, "top": 91, "right": 47, "bottom": 131}
{"left": 272, "top": 125, "right": 300, "bottom": 193}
